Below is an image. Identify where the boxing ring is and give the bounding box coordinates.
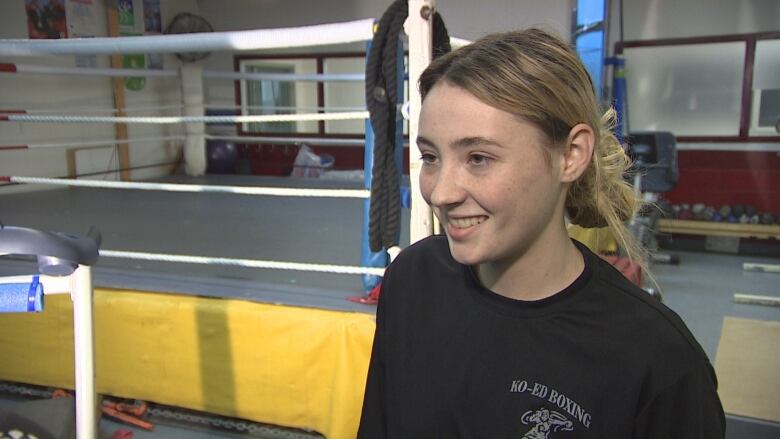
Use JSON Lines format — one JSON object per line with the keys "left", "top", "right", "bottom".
{"left": 0, "top": 2, "right": 445, "bottom": 436}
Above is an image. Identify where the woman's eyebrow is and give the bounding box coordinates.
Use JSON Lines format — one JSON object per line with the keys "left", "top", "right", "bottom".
{"left": 416, "top": 135, "right": 436, "bottom": 148}
{"left": 453, "top": 136, "right": 505, "bottom": 148}
{"left": 417, "top": 135, "right": 504, "bottom": 149}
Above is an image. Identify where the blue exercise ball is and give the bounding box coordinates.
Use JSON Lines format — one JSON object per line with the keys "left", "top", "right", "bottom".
{"left": 206, "top": 140, "right": 238, "bottom": 174}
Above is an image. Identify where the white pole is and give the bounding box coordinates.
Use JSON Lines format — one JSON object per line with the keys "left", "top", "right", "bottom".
{"left": 180, "top": 65, "right": 206, "bottom": 176}
{"left": 407, "top": 0, "right": 435, "bottom": 243}
{"left": 70, "top": 265, "right": 96, "bottom": 439}
{"left": 12, "top": 63, "right": 177, "bottom": 78}
{"left": 6, "top": 63, "right": 364, "bottom": 82}
{"left": 0, "top": 19, "right": 376, "bottom": 56}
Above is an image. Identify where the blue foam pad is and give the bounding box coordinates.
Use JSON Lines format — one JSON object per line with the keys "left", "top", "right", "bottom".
{"left": 0, "top": 276, "right": 43, "bottom": 313}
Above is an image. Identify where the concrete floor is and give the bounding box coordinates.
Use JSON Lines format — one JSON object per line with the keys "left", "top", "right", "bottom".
{"left": 651, "top": 248, "right": 780, "bottom": 439}
{"left": 652, "top": 248, "right": 779, "bottom": 363}
{"left": 1, "top": 174, "right": 778, "bottom": 437}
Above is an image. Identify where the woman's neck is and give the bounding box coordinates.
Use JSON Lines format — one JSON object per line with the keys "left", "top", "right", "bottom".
{"left": 476, "top": 225, "right": 584, "bottom": 301}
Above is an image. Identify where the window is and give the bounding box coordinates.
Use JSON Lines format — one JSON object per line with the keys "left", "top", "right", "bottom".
{"left": 573, "top": 0, "right": 607, "bottom": 103}
{"left": 623, "top": 43, "right": 745, "bottom": 136}
{"left": 237, "top": 58, "right": 318, "bottom": 134}
{"left": 323, "top": 57, "right": 365, "bottom": 134}
{"left": 751, "top": 39, "right": 780, "bottom": 136}
{"left": 617, "top": 33, "right": 780, "bottom": 141}
{"left": 235, "top": 54, "right": 367, "bottom": 138}
{"left": 245, "top": 65, "right": 295, "bottom": 133}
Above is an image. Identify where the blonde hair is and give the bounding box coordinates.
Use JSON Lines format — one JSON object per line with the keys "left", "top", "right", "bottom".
{"left": 419, "top": 28, "right": 647, "bottom": 267}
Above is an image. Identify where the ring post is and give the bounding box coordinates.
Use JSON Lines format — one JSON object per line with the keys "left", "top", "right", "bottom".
{"left": 393, "top": 34, "right": 405, "bottom": 233}
{"left": 361, "top": 37, "right": 386, "bottom": 292}
{"left": 362, "top": 118, "right": 385, "bottom": 291}
{"left": 407, "top": 0, "right": 435, "bottom": 242}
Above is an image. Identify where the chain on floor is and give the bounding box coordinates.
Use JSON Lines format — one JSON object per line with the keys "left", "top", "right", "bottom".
{"left": 0, "top": 381, "right": 324, "bottom": 438}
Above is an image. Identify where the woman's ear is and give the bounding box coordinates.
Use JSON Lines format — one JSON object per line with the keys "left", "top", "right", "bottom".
{"left": 559, "top": 123, "right": 594, "bottom": 183}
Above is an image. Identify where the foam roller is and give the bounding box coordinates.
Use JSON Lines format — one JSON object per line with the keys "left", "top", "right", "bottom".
{"left": 0, "top": 275, "right": 43, "bottom": 312}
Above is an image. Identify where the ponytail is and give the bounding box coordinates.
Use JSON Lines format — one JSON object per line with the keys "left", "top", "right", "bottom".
{"left": 566, "top": 108, "right": 649, "bottom": 269}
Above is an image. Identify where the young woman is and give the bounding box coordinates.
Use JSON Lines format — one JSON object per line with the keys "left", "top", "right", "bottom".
{"left": 358, "top": 28, "right": 724, "bottom": 438}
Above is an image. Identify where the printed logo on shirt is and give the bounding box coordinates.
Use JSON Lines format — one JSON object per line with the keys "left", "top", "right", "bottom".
{"left": 520, "top": 408, "right": 573, "bottom": 438}
{"left": 510, "top": 379, "right": 592, "bottom": 436}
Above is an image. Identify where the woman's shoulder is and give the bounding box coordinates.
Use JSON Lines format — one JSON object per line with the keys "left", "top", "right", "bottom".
{"left": 580, "top": 244, "right": 710, "bottom": 369}
{"left": 379, "top": 235, "right": 462, "bottom": 304}
{"left": 590, "top": 268, "right": 723, "bottom": 428}
{"left": 389, "top": 234, "right": 453, "bottom": 270}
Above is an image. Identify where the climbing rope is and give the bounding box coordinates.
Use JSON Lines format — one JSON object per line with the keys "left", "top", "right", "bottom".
{"left": 366, "top": 0, "right": 450, "bottom": 252}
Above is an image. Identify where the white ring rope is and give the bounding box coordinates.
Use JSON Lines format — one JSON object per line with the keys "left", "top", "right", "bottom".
{"left": 7, "top": 63, "right": 177, "bottom": 78}
{"left": 206, "top": 71, "right": 363, "bottom": 82}
{"left": 3, "top": 176, "right": 371, "bottom": 199}
{"left": 450, "top": 37, "right": 473, "bottom": 48}
{"left": 0, "top": 19, "right": 376, "bottom": 56}
{"left": 4, "top": 104, "right": 185, "bottom": 115}
{"left": 99, "top": 250, "right": 385, "bottom": 276}
{"left": 206, "top": 134, "right": 365, "bottom": 147}
{"left": 2, "top": 111, "right": 369, "bottom": 125}
{"left": 208, "top": 104, "right": 366, "bottom": 112}
{"left": 205, "top": 134, "right": 408, "bottom": 148}
{"left": 3, "top": 63, "right": 365, "bottom": 82}
{"left": 117, "top": 104, "right": 185, "bottom": 114}
{"left": 0, "top": 135, "right": 185, "bottom": 150}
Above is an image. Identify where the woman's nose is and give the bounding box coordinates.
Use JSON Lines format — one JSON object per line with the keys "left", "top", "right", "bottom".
{"left": 428, "top": 165, "right": 466, "bottom": 207}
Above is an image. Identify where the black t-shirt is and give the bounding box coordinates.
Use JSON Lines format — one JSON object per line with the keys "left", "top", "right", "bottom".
{"left": 358, "top": 236, "right": 725, "bottom": 438}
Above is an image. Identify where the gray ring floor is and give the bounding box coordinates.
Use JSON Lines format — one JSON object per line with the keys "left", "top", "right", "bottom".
{"left": 0, "top": 174, "right": 410, "bottom": 313}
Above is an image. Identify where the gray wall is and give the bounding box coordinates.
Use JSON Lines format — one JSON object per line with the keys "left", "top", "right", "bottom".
{"left": 195, "top": 0, "right": 574, "bottom": 40}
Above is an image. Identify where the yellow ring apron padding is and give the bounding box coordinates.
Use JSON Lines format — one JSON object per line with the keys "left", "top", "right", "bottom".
{"left": 0, "top": 289, "right": 376, "bottom": 439}
{"left": 567, "top": 224, "right": 618, "bottom": 254}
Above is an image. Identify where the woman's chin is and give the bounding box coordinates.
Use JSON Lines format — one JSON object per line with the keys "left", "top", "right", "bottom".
{"left": 447, "top": 240, "right": 485, "bottom": 267}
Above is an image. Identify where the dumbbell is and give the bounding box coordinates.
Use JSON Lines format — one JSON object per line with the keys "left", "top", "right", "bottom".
{"left": 691, "top": 203, "right": 707, "bottom": 220}
{"left": 760, "top": 212, "right": 775, "bottom": 225}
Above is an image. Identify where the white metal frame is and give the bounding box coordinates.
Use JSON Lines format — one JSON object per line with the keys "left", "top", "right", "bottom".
{"left": 0, "top": 268, "right": 96, "bottom": 438}
{"left": 70, "top": 266, "right": 96, "bottom": 439}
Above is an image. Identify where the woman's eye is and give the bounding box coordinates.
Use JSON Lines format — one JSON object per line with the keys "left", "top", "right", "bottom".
{"left": 420, "top": 153, "right": 438, "bottom": 164}
{"left": 469, "top": 154, "right": 490, "bottom": 166}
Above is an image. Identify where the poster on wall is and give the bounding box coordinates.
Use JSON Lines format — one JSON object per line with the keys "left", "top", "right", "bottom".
{"left": 147, "top": 51, "right": 164, "bottom": 70}
{"left": 25, "top": 0, "right": 67, "bottom": 39}
{"left": 118, "top": 0, "right": 144, "bottom": 34}
{"left": 117, "top": 0, "right": 152, "bottom": 84}
{"left": 143, "top": 0, "right": 161, "bottom": 33}
{"left": 65, "top": 0, "right": 97, "bottom": 37}
{"left": 65, "top": 0, "right": 98, "bottom": 68}
{"left": 117, "top": 0, "right": 135, "bottom": 29}
{"left": 143, "top": 0, "right": 164, "bottom": 69}
{"left": 122, "top": 31, "right": 147, "bottom": 91}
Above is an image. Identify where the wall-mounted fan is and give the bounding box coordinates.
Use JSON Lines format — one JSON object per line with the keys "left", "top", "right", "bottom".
{"left": 164, "top": 12, "right": 214, "bottom": 62}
